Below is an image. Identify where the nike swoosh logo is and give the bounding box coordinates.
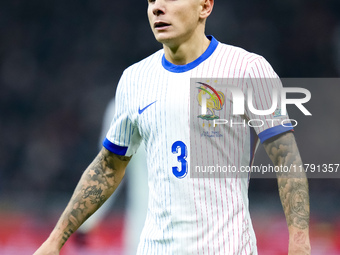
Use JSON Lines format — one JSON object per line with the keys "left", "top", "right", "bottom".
{"left": 138, "top": 100, "right": 157, "bottom": 114}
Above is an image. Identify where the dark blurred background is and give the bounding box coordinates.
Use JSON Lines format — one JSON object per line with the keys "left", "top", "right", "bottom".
{"left": 0, "top": 0, "right": 340, "bottom": 254}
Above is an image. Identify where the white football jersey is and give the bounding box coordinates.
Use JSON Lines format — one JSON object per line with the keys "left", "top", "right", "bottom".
{"left": 104, "top": 36, "right": 293, "bottom": 255}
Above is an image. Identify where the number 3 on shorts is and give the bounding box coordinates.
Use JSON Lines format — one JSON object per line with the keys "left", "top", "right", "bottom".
{"left": 171, "top": 141, "right": 188, "bottom": 179}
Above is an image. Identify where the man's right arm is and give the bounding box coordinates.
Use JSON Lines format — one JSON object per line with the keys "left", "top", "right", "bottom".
{"left": 34, "top": 147, "right": 131, "bottom": 255}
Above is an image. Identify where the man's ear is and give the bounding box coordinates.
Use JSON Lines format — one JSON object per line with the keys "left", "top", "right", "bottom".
{"left": 200, "top": 0, "right": 214, "bottom": 19}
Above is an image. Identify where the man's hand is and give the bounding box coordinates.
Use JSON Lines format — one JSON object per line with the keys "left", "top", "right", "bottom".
{"left": 263, "top": 132, "right": 311, "bottom": 255}
{"left": 33, "top": 147, "right": 131, "bottom": 254}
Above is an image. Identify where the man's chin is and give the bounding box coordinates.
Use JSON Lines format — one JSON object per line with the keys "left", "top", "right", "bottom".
{"left": 154, "top": 34, "right": 179, "bottom": 48}
{"left": 152, "top": 30, "right": 174, "bottom": 41}
{"left": 154, "top": 35, "right": 172, "bottom": 44}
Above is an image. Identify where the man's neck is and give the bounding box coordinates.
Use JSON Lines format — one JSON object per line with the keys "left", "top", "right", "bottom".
{"left": 163, "top": 34, "right": 211, "bottom": 66}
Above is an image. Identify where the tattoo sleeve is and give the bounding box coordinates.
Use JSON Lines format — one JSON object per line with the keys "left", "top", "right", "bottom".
{"left": 263, "top": 132, "right": 310, "bottom": 231}
{"left": 50, "top": 148, "right": 131, "bottom": 249}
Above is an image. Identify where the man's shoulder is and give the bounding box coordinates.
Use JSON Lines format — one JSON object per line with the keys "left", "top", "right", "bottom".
{"left": 214, "top": 40, "right": 278, "bottom": 76}
{"left": 217, "top": 41, "right": 264, "bottom": 64}
{"left": 124, "top": 49, "right": 164, "bottom": 75}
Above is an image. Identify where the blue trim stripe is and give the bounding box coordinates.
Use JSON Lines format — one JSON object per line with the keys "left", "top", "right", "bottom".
{"left": 161, "top": 35, "right": 219, "bottom": 73}
{"left": 103, "top": 138, "right": 128, "bottom": 155}
{"left": 258, "top": 124, "right": 294, "bottom": 143}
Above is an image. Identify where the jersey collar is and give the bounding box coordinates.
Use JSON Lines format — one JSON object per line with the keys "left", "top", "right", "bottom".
{"left": 161, "top": 35, "right": 219, "bottom": 73}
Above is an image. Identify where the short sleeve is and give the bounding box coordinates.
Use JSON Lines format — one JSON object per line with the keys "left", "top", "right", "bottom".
{"left": 244, "top": 57, "right": 294, "bottom": 143}
{"left": 103, "top": 71, "right": 142, "bottom": 156}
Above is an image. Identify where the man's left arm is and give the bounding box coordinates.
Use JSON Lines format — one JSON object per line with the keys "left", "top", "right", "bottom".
{"left": 263, "top": 131, "right": 311, "bottom": 255}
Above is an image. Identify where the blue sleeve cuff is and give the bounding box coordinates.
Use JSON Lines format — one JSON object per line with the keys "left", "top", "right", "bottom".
{"left": 103, "top": 138, "right": 128, "bottom": 156}
{"left": 258, "top": 124, "right": 294, "bottom": 144}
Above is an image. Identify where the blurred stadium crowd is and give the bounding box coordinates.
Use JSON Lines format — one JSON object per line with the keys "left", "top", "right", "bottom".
{"left": 0, "top": 0, "right": 340, "bottom": 215}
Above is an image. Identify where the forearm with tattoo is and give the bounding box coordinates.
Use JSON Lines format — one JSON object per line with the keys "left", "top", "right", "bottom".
{"left": 263, "top": 132, "right": 310, "bottom": 253}
{"left": 50, "top": 148, "right": 131, "bottom": 249}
